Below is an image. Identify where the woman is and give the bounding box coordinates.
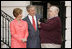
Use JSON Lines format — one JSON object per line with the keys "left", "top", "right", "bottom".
{"left": 10, "top": 8, "right": 28, "bottom": 48}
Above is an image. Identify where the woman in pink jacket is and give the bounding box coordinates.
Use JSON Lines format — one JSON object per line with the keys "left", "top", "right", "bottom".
{"left": 10, "top": 8, "right": 28, "bottom": 48}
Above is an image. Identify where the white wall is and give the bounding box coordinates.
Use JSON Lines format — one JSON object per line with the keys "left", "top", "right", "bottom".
{"left": 1, "top": 1, "right": 30, "bottom": 19}
{"left": 65, "top": 1, "right": 71, "bottom": 48}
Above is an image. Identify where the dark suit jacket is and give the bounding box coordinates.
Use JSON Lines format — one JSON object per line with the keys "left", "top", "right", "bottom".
{"left": 22, "top": 14, "right": 41, "bottom": 48}
{"left": 39, "top": 17, "right": 62, "bottom": 44}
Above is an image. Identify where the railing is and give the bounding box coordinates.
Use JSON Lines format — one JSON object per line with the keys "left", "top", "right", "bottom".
{"left": 1, "top": 10, "right": 14, "bottom": 48}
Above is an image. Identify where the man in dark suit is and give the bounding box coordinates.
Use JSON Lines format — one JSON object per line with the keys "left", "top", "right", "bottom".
{"left": 23, "top": 5, "right": 41, "bottom": 48}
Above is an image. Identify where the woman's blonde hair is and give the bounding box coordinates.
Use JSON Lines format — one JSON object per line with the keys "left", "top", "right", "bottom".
{"left": 13, "top": 8, "right": 22, "bottom": 17}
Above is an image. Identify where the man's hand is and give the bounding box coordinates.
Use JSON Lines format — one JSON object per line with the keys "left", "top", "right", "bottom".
{"left": 38, "top": 19, "right": 41, "bottom": 25}
{"left": 38, "top": 19, "right": 41, "bottom": 28}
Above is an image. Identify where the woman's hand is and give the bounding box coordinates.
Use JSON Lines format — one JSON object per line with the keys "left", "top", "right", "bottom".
{"left": 21, "top": 38, "right": 27, "bottom": 42}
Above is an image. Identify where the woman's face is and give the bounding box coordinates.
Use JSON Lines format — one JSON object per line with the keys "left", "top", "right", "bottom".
{"left": 17, "top": 14, "right": 22, "bottom": 19}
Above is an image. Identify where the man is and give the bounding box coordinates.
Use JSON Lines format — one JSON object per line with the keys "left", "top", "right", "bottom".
{"left": 38, "top": 6, "right": 62, "bottom": 48}
{"left": 23, "top": 5, "right": 41, "bottom": 48}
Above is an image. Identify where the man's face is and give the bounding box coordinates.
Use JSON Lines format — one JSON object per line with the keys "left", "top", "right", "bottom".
{"left": 28, "top": 7, "right": 36, "bottom": 16}
{"left": 48, "top": 9, "right": 56, "bottom": 18}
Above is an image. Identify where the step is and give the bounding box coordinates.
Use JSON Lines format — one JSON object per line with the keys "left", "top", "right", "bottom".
{"left": 1, "top": 42, "right": 9, "bottom": 48}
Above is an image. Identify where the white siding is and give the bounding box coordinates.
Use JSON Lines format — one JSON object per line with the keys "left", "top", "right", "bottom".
{"left": 1, "top": 1, "right": 30, "bottom": 19}
{"left": 65, "top": 1, "right": 71, "bottom": 48}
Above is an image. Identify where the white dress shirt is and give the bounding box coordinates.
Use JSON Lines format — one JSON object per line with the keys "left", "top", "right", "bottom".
{"left": 28, "top": 14, "right": 37, "bottom": 29}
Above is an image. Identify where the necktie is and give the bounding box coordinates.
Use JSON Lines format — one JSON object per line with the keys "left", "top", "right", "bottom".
{"left": 32, "top": 16, "right": 36, "bottom": 31}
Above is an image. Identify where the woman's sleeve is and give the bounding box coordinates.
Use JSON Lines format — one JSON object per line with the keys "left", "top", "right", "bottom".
{"left": 24, "top": 22, "right": 29, "bottom": 39}
{"left": 10, "top": 22, "right": 21, "bottom": 41}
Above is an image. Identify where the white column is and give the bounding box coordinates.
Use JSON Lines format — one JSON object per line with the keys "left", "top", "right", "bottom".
{"left": 65, "top": 1, "right": 71, "bottom": 48}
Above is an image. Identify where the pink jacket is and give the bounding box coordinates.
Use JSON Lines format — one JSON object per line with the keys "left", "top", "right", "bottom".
{"left": 10, "top": 19, "right": 28, "bottom": 48}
